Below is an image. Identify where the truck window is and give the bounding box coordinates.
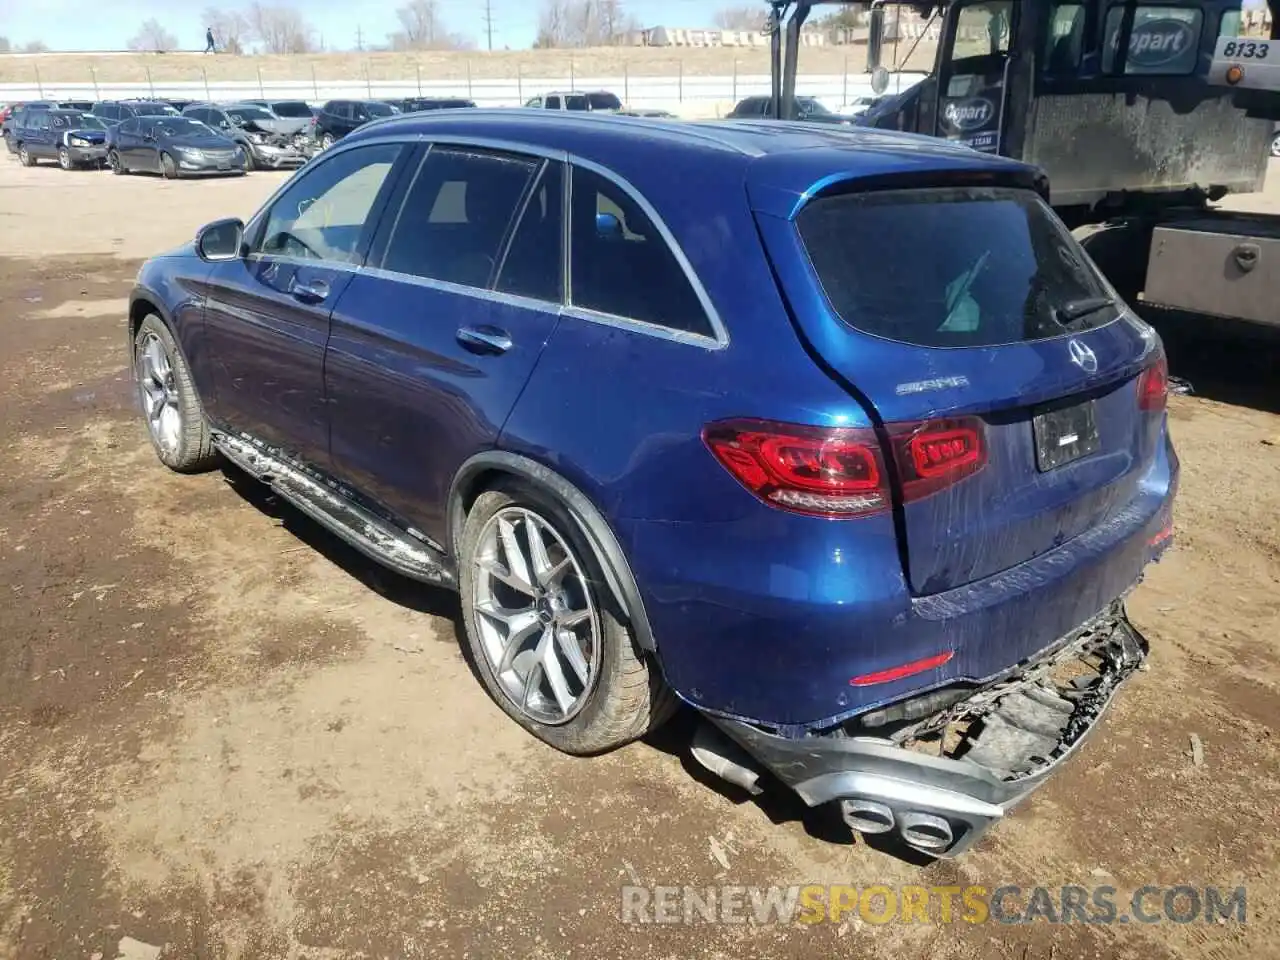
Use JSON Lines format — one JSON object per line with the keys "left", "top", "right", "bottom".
{"left": 951, "top": 0, "right": 1013, "bottom": 61}
{"left": 1043, "top": 3, "right": 1086, "bottom": 72}
{"left": 1101, "top": 6, "right": 1203, "bottom": 75}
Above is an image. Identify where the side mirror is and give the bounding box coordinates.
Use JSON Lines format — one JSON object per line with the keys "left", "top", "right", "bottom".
{"left": 595, "top": 212, "right": 623, "bottom": 240}
{"left": 196, "top": 217, "right": 245, "bottom": 262}
{"left": 870, "top": 65, "right": 890, "bottom": 96}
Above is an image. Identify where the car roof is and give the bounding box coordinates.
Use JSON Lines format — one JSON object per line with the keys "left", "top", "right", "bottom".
{"left": 345, "top": 109, "right": 1035, "bottom": 210}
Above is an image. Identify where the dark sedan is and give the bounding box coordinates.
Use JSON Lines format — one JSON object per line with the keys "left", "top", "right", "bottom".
{"left": 107, "top": 116, "right": 246, "bottom": 178}
{"left": 395, "top": 97, "right": 477, "bottom": 113}
{"left": 725, "top": 95, "right": 852, "bottom": 124}
{"left": 14, "top": 110, "right": 109, "bottom": 169}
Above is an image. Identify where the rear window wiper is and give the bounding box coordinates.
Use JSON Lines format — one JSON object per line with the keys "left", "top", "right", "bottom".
{"left": 1055, "top": 296, "right": 1116, "bottom": 326}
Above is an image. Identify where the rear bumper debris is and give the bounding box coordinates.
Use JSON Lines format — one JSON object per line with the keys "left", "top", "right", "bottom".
{"left": 694, "top": 601, "right": 1148, "bottom": 857}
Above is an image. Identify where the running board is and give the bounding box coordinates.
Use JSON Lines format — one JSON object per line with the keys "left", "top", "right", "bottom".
{"left": 212, "top": 432, "right": 457, "bottom": 589}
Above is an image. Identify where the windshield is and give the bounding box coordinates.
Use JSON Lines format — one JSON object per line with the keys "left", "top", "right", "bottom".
{"left": 365, "top": 102, "right": 396, "bottom": 117}
{"left": 271, "top": 101, "right": 313, "bottom": 118}
{"left": 797, "top": 186, "right": 1115, "bottom": 348}
{"left": 154, "top": 117, "right": 214, "bottom": 137}
{"left": 60, "top": 113, "right": 106, "bottom": 130}
{"left": 587, "top": 92, "right": 622, "bottom": 110}
{"left": 797, "top": 97, "right": 835, "bottom": 116}
{"left": 136, "top": 103, "right": 180, "bottom": 116}
{"left": 229, "top": 105, "right": 275, "bottom": 122}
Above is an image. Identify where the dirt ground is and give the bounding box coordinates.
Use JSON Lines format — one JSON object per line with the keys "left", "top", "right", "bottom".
{"left": 0, "top": 154, "right": 1278, "bottom": 960}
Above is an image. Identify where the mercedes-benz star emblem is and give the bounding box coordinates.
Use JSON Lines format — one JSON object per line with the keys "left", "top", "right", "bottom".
{"left": 1068, "top": 339, "right": 1098, "bottom": 374}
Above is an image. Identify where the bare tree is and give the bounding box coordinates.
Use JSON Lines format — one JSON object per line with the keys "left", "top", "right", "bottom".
{"left": 128, "top": 19, "right": 180, "bottom": 52}
{"left": 713, "top": 5, "right": 766, "bottom": 31}
{"left": 387, "top": 0, "right": 473, "bottom": 50}
{"left": 21, "top": 40, "right": 49, "bottom": 53}
{"left": 248, "top": 3, "right": 317, "bottom": 54}
{"left": 536, "top": 0, "right": 637, "bottom": 47}
{"left": 203, "top": 8, "right": 252, "bottom": 54}
{"left": 0, "top": 37, "right": 10, "bottom": 53}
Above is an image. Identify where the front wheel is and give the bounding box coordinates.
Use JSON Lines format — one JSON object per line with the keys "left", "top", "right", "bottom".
{"left": 320, "top": 132, "right": 335, "bottom": 150}
{"left": 1270, "top": 132, "right": 1280, "bottom": 159}
{"left": 57, "top": 146, "right": 73, "bottom": 170}
{"left": 133, "top": 314, "right": 217, "bottom": 473}
{"left": 18, "top": 144, "right": 33, "bottom": 167}
{"left": 458, "top": 480, "right": 675, "bottom": 755}
{"left": 160, "top": 151, "right": 178, "bottom": 179}
{"left": 108, "top": 149, "right": 126, "bottom": 175}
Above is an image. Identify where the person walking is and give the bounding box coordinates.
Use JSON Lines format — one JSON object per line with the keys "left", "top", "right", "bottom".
{"left": 204, "top": 27, "right": 217, "bottom": 53}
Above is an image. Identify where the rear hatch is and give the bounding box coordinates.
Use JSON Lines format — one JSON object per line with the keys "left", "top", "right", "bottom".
{"left": 751, "top": 171, "right": 1165, "bottom": 595}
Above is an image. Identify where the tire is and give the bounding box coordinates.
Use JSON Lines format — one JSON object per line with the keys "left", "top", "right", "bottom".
{"left": 57, "top": 146, "right": 73, "bottom": 170}
{"left": 320, "top": 132, "right": 335, "bottom": 150}
{"left": 242, "top": 147, "right": 256, "bottom": 171}
{"left": 108, "top": 149, "right": 126, "bottom": 175}
{"left": 160, "top": 152, "right": 177, "bottom": 179}
{"left": 132, "top": 313, "right": 217, "bottom": 473}
{"left": 18, "top": 144, "right": 33, "bottom": 167}
{"left": 1270, "top": 132, "right": 1280, "bottom": 159}
{"left": 458, "top": 479, "right": 676, "bottom": 755}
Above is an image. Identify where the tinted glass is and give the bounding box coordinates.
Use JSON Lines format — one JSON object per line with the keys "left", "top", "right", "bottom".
{"left": 381, "top": 146, "right": 538, "bottom": 288}
{"left": 258, "top": 142, "right": 402, "bottom": 263}
{"left": 229, "top": 105, "right": 274, "bottom": 121}
{"left": 271, "top": 101, "right": 313, "bottom": 118}
{"left": 135, "top": 102, "right": 180, "bottom": 116}
{"left": 154, "top": 117, "right": 210, "bottom": 136}
{"left": 96, "top": 104, "right": 119, "bottom": 120}
{"left": 1101, "top": 5, "right": 1202, "bottom": 74}
{"left": 495, "top": 161, "right": 564, "bottom": 303}
{"left": 564, "top": 95, "right": 590, "bottom": 110}
{"left": 546, "top": 96, "right": 562, "bottom": 109}
{"left": 587, "top": 92, "right": 622, "bottom": 110}
{"left": 365, "top": 102, "right": 395, "bottom": 118}
{"left": 796, "top": 186, "right": 1114, "bottom": 348}
{"left": 569, "top": 166, "right": 711, "bottom": 337}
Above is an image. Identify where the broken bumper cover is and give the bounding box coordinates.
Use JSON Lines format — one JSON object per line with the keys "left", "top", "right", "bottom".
{"left": 705, "top": 603, "right": 1148, "bottom": 856}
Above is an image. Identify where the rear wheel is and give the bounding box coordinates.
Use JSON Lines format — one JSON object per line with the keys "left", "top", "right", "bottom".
{"left": 458, "top": 480, "right": 675, "bottom": 755}
{"left": 160, "top": 151, "right": 178, "bottom": 179}
{"left": 1271, "top": 131, "right": 1280, "bottom": 159}
{"left": 320, "top": 132, "right": 335, "bottom": 150}
{"left": 242, "top": 147, "right": 256, "bottom": 171}
{"left": 108, "top": 149, "right": 125, "bottom": 175}
{"left": 18, "top": 144, "right": 33, "bottom": 167}
{"left": 57, "top": 146, "right": 73, "bottom": 170}
{"left": 132, "top": 314, "right": 217, "bottom": 473}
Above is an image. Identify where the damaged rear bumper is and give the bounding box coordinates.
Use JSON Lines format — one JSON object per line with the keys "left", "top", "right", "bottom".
{"left": 699, "top": 602, "right": 1147, "bottom": 857}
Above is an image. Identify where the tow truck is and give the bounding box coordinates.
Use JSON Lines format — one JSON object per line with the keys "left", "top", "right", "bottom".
{"left": 765, "top": 0, "right": 1279, "bottom": 329}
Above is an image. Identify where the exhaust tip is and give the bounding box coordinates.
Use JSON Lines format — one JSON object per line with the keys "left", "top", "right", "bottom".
{"left": 898, "top": 811, "right": 954, "bottom": 853}
{"left": 839, "top": 799, "right": 896, "bottom": 835}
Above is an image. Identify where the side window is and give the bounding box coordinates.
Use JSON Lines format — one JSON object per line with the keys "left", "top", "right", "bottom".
{"left": 1101, "top": 6, "right": 1203, "bottom": 74}
{"left": 36, "top": 114, "right": 52, "bottom": 131}
{"left": 380, "top": 146, "right": 538, "bottom": 289}
{"left": 138, "top": 119, "right": 155, "bottom": 138}
{"left": 546, "top": 95, "right": 562, "bottom": 109}
{"left": 1043, "top": 3, "right": 1086, "bottom": 73}
{"left": 525, "top": 97, "right": 543, "bottom": 108}
{"left": 495, "top": 160, "right": 564, "bottom": 303}
{"left": 257, "top": 143, "right": 403, "bottom": 263}
{"left": 569, "top": 166, "right": 712, "bottom": 337}
{"left": 100, "top": 104, "right": 119, "bottom": 121}
{"left": 950, "top": 1, "right": 1013, "bottom": 62}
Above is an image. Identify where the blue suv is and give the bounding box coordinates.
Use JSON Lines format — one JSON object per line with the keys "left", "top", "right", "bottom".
{"left": 128, "top": 111, "right": 1177, "bottom": 857}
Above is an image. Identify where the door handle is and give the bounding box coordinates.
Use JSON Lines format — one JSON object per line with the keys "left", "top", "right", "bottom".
{"left": 456, "top": 325, "right": 513, "bottom": 355}
{"left": 291, "top": 278, "right": 329, "bottom": 304}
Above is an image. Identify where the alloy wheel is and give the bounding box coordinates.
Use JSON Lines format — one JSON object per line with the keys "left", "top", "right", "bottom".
{"left": 136, "top": 331, "right": 183, "bottom": 457}
{"left": 1271, "top": 133, "right": 1280, "bottom": 159}
{"left": 18, "top": 145, "right": 29, "bottom": 166}
{"left": 58, "top": 147, "right": 71, "bottom": 170}
{"left": 472, "top": 506, "right": 600, "bottom": 725}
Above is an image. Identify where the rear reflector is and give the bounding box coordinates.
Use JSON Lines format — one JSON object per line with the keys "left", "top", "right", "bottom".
{"left": 703, "top": 416, "right": 987, "bottom": 518}
{"left": 850, "top": 650, "right": 955, "bottom": 687}
{"left": 1137, "top": 354, "right": 1169, "bottom": 412}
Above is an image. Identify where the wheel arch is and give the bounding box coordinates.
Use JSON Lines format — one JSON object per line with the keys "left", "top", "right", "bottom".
{"left": 128, "top": 287, "right": 174, "bottom": 344}
{"left": 448, "top": 451, "right": 658, "bottom": 653}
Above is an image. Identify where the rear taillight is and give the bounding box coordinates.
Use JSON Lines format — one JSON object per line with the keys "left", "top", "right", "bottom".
{"left": 702, "top": 416, "right": 987, "bottom": 519}
{"left": 1137, "top": 354, "right": 1168, "bottom": 412}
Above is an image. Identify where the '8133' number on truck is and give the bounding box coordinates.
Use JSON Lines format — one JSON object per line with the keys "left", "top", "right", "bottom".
{"left": 1221, "top": 39, "right": 1270, "bottom": 59}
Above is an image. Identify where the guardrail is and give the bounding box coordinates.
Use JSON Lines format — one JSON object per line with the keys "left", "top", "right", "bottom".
{"left": 0, "top": 70, "right": 926, "bottom": 115}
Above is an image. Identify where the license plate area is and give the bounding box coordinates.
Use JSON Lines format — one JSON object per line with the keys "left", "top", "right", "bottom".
{"left": 1032, "top": 399, "right": 1099, "bottom": 471}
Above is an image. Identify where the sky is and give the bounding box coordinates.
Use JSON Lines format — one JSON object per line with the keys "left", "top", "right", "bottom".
{"left": 0, "top": 0, "right": 723, "bottom": 52}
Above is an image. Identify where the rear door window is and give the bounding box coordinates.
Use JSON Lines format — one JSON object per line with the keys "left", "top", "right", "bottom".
{"left": 546, "top": 95, "right": 562, "bottom": 109}
{"left": 379, "top": 146, "right": 539, "bottom": 289}
{"left": 568, "top": 166, "right": 712, "bottom": 338}
{"left": 1101, "top": 5, "right": 1203, "bottom": 74}
{"left": 495, "top": 161, "right": 564, "bottom": 303}
{"left": 796, "top": 186, "right": 1116, "bottom": 348}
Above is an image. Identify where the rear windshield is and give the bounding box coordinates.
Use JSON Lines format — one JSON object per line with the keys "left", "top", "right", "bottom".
{"left": 797, "top": 186, "right": 1116, "bottom": 348}
{"left": 271, "top": 101, "right": 313, "bottom": 117}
